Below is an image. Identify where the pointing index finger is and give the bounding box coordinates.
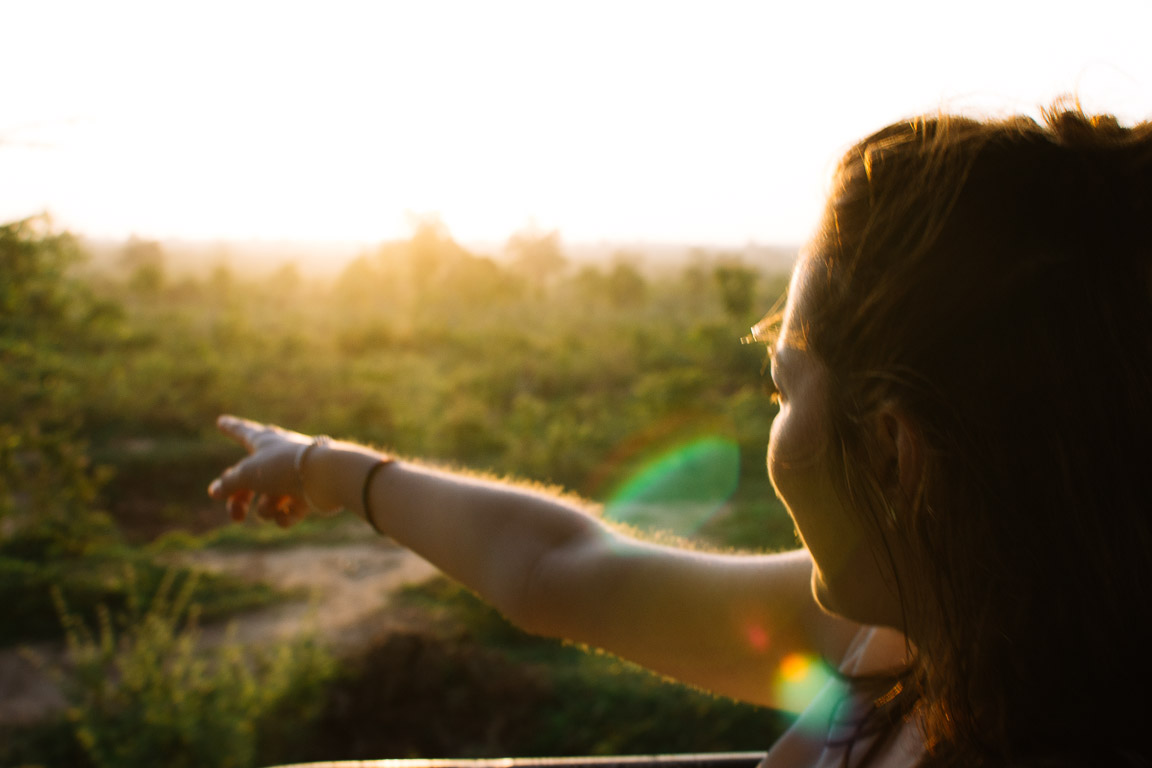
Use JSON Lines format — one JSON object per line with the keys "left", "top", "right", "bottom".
{"left": 217, "top": 414, "right": 264, "bottom": 451}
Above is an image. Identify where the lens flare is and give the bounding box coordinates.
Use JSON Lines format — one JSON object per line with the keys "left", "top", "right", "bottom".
{"left": 603, "top": 437, "right": 740, "bottom": 537}
{"left": 744, "top": 622, "right": 770, "bottom": 653}
{"left": 773, "top": 652, "right": 833, "bottom": 714}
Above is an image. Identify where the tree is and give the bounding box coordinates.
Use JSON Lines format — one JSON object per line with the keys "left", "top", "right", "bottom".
{"left": 120, "top": 236, "right": 166, "bottom": 295}
{"left": 571, "top": 264, "right": 608, "bottom": 308}
{"left": 405, "top": 215, "right": 468, "bottom": 299}
{"left": 606, "top": 256, "right": 647, "bottom": 309}
{"left": 0, "top": 216, "right": 116, "bottom": 542}
{"left": 505, "top": 227, "right": 566, "bottom": 298}
{"left": 435, "top": 253, "right": 522, "bottom": 309}
{"left": 268, "top": 260, "right": 302, "bottom": 297}
{"left": 678, "top": 252, "right": 711, "bottom": 314}
{"left": 333, "top": 254, "right": 381, "bottom": 307}
{"left": 713, "top": 259, "right": 759, "bottom": 321}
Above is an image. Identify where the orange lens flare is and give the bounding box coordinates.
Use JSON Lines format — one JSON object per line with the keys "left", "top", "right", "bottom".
{"left": 773, "top": 652, "right": 833, "bottom": 714}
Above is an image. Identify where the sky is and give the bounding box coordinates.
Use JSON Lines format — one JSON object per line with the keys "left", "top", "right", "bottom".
{"left": 4, "top": 0, "right": 1152, "bottom": 248}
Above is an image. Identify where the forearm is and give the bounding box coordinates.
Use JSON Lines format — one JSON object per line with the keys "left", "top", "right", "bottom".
{"left": 528, "top": 539, "right": 857, "bottom": 705}
{"left": 306, "top": 443, "right": 601, "bottom": 624}
{"left": 212, "top": 417, "right": 874, "bottom": 709}
{"left": 302, "top": 441, "right": 861, "bottom": 707}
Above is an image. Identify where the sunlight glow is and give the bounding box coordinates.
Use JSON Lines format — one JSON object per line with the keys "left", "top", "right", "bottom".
{"left": 4, "top": 0, "right": 1152, "bottom": 245}
{"left": 773, "top": 652, "right": 833, "bottom": 714}
{"left": 603, "top": 437, "right": 740, "bottom": 537}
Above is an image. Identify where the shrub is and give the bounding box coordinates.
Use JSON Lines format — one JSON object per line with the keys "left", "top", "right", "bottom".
{"left": 53, "top": 567, "right": 336, "bottom": 768}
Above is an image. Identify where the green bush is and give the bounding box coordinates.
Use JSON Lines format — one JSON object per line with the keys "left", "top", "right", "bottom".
{"left": 1, "top": 217, "right": 119, "bottom": 543}
{"left": 53, "top": 567, "right": 336, "bottom": 768}
{"left": 0, "top": 538, "right": 287, "bottom": 647}
{"left": 386, "top": 578, "right": 791, "bottom": 758}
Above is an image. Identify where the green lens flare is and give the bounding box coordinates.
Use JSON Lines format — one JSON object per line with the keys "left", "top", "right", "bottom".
{"left": 604, "top": 437, "right": 740, "bottom": 536}
{"left": 774, "top": 653, "right": 834, "bottom": 715}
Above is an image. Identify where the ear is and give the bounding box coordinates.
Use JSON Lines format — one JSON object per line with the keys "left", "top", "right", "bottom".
{"left": 871, "top": 404, "right": 924, "bottom": 505}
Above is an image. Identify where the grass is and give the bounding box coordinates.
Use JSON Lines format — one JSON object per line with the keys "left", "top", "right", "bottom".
{"left": 0, "top": 502, "right": 298, "bottom": 650}
{"left": 378, "top": 577, "right": 793, "bottom": 758}
{"left": 148, "top": 512, "right": 365, "bottom": 553}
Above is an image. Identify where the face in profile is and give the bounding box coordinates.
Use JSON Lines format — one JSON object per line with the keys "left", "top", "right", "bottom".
{"left": 765, "top": 253, "right": 904, "bottom": 629}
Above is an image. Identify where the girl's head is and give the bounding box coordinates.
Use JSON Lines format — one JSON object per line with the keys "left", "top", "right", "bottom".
{"left": 763, "top": 104, "right": 1152, "bottom": 762}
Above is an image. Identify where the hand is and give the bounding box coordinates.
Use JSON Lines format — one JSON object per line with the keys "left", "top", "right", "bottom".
{"left": 207, "top": 414, "right": 325, "bottom": 527}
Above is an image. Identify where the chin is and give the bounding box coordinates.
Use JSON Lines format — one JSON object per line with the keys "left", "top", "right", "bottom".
{"left": 810, "top": 568, "right": 844, "bottom": 617}
{"left": 812, "top": 568, "right": 905, "bottom": 630}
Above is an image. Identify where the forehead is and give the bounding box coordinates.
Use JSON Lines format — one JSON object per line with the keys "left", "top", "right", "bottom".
{"left": 747, "top": 249, "right": 823, "bottom": 353}
{"left": 779, "top": 251, "right": 821, "bottom": 352}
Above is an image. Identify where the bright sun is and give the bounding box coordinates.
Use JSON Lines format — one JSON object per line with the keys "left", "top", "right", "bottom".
{"left": 4, "top": 0, "right": 1152, "bottom": 246}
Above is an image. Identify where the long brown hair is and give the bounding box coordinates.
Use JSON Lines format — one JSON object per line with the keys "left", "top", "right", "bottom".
{"left": 802, "top": 104, "right": 1152, "bottom": 765}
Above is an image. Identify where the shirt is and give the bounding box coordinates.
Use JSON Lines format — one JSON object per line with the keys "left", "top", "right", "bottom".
{"left": 761, "top": 627, "right": 924, "bottom": 768}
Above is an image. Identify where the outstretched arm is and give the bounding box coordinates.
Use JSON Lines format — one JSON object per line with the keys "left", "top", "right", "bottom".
{"left": 207, "top": 415, "right": 863, "bottom": 708}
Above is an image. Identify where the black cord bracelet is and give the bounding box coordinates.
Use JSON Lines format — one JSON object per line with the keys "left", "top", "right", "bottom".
{"left": 362, "top": 459, "right": 393, "bottom": 536}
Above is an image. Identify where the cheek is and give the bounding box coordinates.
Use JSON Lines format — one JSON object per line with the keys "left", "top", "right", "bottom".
{"left": 766, "top": 420, "right": 781, "bottom": 489}
{"left": 766, "top": 406, "right": 824, "bottom": 493}
{"left": 767, "top": 413, "right": 856, "bottom": 574}
{"left": 766, "top": 411, "right": 824, "bottom": 540}
{"left": 764, "top": 414, "right": 792, "bottom": 499}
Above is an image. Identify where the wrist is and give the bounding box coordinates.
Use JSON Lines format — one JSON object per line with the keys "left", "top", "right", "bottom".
{"left": 303, "top": 440, "right": 384, "bottom": 515}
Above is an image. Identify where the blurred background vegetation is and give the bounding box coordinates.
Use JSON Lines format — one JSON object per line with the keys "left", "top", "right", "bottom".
{"left": 1, "top": 215, "right": 798, "bottom": 767}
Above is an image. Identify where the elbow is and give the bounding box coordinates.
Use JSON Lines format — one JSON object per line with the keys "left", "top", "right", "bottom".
{"left": 500, "top": 552, "right": 572, "bottom": 640}
{"left": 504, "top": 527, "right": 608, "bottom": 641}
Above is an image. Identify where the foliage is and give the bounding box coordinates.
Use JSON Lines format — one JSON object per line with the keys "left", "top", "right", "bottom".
{"left": 0, "top": 216, "right": 120, "bottom": 542}
{"left": 2, "top": 218, "right": 792, "bottom": 538}
{"left": 505, "top": 226, "right": 566, "bottom": 297}
{"left": 0, "top": 539, "right": 286, "bottom": 647}
{"left": 53, "top": 567, "right": 336, "bottom": 768}
{"left": 119, "top": 236, "right": 167, "bottom": 296}
{"left": 1, "top": 214, "right": 799, "bottom": 763}
{"left": 0, "top": 221, "right": 289, "bottom": 649}
{"left": 606, "top": 258, "right": 648, "bottom": 308}
{"left": 713, "top": 259, "right": 760, "bottom": 322}
{"left": 0, "top": 717, "right": 89, "bottom": 767}
{"left": 354, "top": 577, "right": 793, "bottom": 758}
{"left": 67, "top": 222, "right": 793, "bottom": 551}
{"left": 148, "top": 513, "right": 360, "bottom": 553}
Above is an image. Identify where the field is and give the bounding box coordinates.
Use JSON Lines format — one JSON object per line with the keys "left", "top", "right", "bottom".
{"left": 1, "top": 217, "right": 801, "bottom": 767}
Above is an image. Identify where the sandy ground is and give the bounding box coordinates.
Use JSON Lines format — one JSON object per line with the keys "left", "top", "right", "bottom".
{"left": 0, "top": 532, "right": 441, "bottom": 727}
{"left": 176, "top": 538, "right": 441, "bottom": 652}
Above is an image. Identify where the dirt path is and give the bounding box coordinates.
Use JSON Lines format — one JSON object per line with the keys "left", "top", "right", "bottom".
{"left": 0, "top": 532, "right": 441, "bottom": 727}
{"left": 175, "top": 537, "right": 441, "bottom": 653}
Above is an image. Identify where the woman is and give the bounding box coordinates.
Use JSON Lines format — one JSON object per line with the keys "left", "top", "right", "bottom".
{"left": 209, "top": 105, "right": 1152, "bottom": 766}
